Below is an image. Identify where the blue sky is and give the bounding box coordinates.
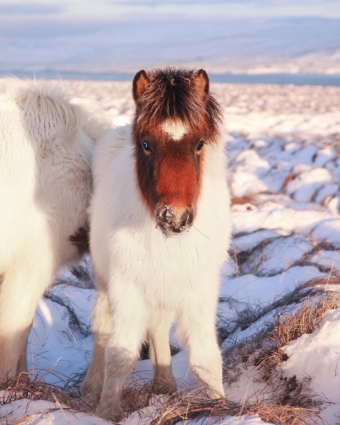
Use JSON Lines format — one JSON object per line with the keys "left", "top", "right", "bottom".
{"left": 0, "top": 0, "right": 340, "bottom": 20}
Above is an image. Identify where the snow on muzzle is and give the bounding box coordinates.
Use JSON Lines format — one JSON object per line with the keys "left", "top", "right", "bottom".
{"left": 155, "top": 204, "right": 194, "bottom": 234}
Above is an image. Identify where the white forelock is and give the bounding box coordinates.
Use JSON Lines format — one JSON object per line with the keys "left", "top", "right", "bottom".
{"left": 160, "top": 119, "right": 189, "bottom": 141}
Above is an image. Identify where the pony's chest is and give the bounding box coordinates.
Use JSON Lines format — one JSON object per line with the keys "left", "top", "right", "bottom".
{"left": 110, "top": 226, "right": 209, "bottom": 285}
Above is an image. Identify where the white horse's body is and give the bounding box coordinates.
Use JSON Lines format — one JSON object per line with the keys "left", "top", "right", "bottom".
{"left": 82, "top": 124, "right": 231, "bottom": 418}
{"left": 0, "top": 80, "right": 107, "bottom": 381}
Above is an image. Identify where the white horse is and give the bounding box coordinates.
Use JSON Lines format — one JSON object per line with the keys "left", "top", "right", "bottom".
{"left": 0, "top": 79, "right": 108, "bottom": 382}
{"left": 81, "top": 68, "right": 231, "bottom": 420}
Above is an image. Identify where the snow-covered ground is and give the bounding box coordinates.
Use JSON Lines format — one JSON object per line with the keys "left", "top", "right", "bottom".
{"left": 1, "top": 79, "right": 340, "bottom": 424}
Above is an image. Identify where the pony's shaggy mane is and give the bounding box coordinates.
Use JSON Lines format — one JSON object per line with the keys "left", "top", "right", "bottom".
{"left": 134, "top": 67, "right": 223, "bottom": 141}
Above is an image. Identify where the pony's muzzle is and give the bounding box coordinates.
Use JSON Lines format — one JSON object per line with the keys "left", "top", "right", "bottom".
{"left": 155, "top": 204, "right": 194, "bottom": 234}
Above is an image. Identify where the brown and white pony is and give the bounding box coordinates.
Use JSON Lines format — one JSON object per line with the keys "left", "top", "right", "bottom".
{"left": 81, "top": 68, "right": 231, "bottom": 420}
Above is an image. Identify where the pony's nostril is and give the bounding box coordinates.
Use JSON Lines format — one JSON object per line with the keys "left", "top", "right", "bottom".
{"left": 186, "top": 207, "right": 194, "bottom": 226}
{"left": 181, "top": 209, "right": 194, "bottom": 231}
{"left": 180, "top": 212, "right": 190, "bottom": 229}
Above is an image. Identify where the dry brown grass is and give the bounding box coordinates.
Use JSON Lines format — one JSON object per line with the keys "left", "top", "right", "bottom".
{"left": 255, "top": 290, "right": 340, "bottom": 375}
{"left": 0, "top": 372, "right": 91, "bottom": 413}
{"left": 149, "top": 391, "right": 324, "bottom": 425}
{"left": 231, "top": 195, "right": 259, "bottom": 206}
{"left": 1, "top": 374, "right": 326, "bottom": 425}
{"left": 300, "top": 275, "right": 340, "bottom": 289}
{"left": 223, "top": 278, "right": 340, "bottom": 358}
{"left": 281, "top": 172, "right": 299, "bottom": 191}
{"left": 219, "top": 276, "right": 340, "bottom": 352}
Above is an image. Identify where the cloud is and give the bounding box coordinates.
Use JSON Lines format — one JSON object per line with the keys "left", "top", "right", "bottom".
{"left": 110, "top": 0, "right": 339, "bottom": 7}
{"left": 0, "top": 16, "right": 105, "bottom": 39}
{"left": 111, "top": 0, "right": 239, "bottom": 4}
{"left": 109, "top": 0, "right": 340, "bottom": 20}
{"left": 0, "top": 3, "right": 64, "bottom": 15}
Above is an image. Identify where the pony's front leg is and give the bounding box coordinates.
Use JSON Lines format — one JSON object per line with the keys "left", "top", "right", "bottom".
{"left": 96, "top": 283, "right": 148, "bottom": 421}
{"left": 177, "top": 292, "right": 224, "bottom": 399}
{"left": 149, "top": 310, "right": 177, "bottom": 394}
{"left": 81, "top": 285, "right": 111, "bottom": 405}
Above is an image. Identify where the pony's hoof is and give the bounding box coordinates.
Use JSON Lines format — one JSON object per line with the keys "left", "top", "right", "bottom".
{"left": 81, "top": 390, "right": 100, "bottom": 408}
{"left": 204, "top": 386, "right": 225, "bottom": 400}
{"left": 80, "top": 384, "right": 101, "bottom": 408}
{"left": 151, "top": 378, "right": 177, "bottom": 396}
{"left": 96, "top": 403, "right": 123, "bottom": 422}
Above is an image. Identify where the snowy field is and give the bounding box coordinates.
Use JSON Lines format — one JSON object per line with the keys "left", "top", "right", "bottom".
{"left": 1, "top": 79, "right": 340, "bottom": 424}
{"left": 1, "top": 17, "right": 340, "bottom": 76}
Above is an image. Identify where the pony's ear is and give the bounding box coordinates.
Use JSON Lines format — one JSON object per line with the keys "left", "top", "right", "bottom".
{"left": 133, "top": 70, "right": 149, "bottom": 101}
{"left": 194, "top": 69, "right": 209, "bottom": 95}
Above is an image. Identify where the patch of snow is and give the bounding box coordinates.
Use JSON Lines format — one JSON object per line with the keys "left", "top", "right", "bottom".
{"left": 281, "top": 310, "right": 340, "bottom": 424}
{"left": 220, "top": 266, "right": 323, "bottom": 307}
{"left": 241, "top": 234, "right": 314, "bottom": 275}
{"left": 0, "top": 396, "right": 110, "bottom": 425}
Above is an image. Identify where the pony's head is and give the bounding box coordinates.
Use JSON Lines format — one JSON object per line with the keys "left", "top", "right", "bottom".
{"left": 132, "top": 67, "right": 222, "bottom": 234}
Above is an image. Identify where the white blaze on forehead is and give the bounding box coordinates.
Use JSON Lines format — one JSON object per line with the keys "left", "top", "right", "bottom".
{"left": 160, "top": 120, "right": 189, "bottom": 141}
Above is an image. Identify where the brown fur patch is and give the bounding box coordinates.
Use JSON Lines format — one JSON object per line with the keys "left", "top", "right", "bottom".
{"left": 156, "top": 144, "right": 197, "bottom": 207}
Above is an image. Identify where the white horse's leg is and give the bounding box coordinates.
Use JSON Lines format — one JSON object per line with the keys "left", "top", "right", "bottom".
{"left": 81, "top": 285, "right": 111, "bottom": 404}
{"left": 148, "top": 310, "right": 177, "bottom": 394}
{"left": 177, "top": 296, "right": 224, "bottom": 399}
{"left": 0, "top": 251, "right": 53, "bottom": 382}
{"left": 96, "top": 283, "right": 148, "bottom": 420}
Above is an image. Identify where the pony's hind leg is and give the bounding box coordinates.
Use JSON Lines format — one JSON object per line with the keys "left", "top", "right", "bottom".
{"left": 149, "top": 310, "right": 177, "bottom": 394}
{"left": 177, "top": 297, "right": 225, "bottom": 399}
{"left": 81, "top": 287, "right": 111, "bottom": 404}
{"left": 0, "top": 251, "right": 53, "bottom": 383}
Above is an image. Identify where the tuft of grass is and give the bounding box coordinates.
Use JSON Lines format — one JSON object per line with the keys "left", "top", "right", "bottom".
{"left": 218, "top": 276, "right": 340, "bottom": 349}
{"left": 149, "top": 391, "right": 325, "bottom": 425}
{"left": 281, "top": 172, "right": 299, "bottom": 192}
{"left": 223, "top": 285, "right": 340, "bottom": 382}
{"left": 0, "top": 372, "right": 91, "bottom": 413}
{"left": 254, "top": 290, "right": 340, "bottom": 376}
{"left": 231, "top": 195, "right": 259, "bottom": 206}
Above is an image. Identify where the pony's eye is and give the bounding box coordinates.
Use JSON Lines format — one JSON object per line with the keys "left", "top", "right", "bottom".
{"left": 196, "top": 141, "right": 205, "bottom": 152}
{"left": 142, "top": 141, "right": 150, "bottom": 151}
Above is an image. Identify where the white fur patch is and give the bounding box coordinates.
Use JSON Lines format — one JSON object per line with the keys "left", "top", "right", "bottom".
{"left": 160, "top": 120, "right": 189, "bottom": 141}
{"left": 0, "top": 78, "right": 96, "bottom": 380}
